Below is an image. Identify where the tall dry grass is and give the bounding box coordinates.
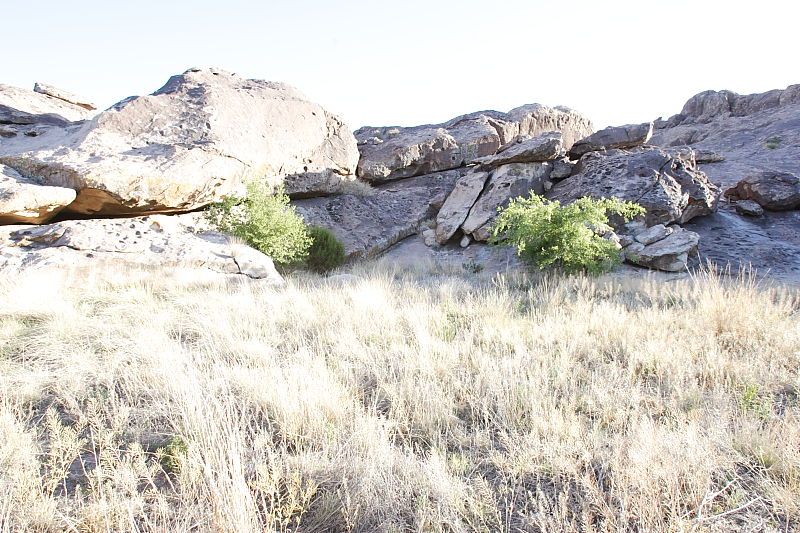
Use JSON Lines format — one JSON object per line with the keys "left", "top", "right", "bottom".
{"left": 0, "top": 261, "right": 798, "bottom": 532}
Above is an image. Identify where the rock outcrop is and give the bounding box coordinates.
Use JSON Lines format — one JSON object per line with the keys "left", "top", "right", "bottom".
{"left": 548, "top": 146, "right": 720, "bottom": 225}
{"left": 295, "top": 169, "right": 464, "bottom": 259}
{"left": 0, "top": 164, "right": 76, "bottom": 224}
{"left": 0, "top": 213, "right": 283, "bottom": 282}
{"left": 650, "top": 84, "right": 800, "bottom": 278}
{"left": 568, "top": 122, "right": 653, "bottom": 159}
{"left": 355, "top": 105, "right": 592, "bottom": 182}
{"left": 0, "top": 68, "right": 360, "bottom": 218}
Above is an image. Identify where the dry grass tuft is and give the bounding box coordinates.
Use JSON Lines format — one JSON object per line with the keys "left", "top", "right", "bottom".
{"left": 0, "top": 262, "right": 798, "bottom": 532}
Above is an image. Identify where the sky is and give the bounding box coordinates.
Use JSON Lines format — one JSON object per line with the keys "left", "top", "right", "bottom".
{"left": 4, "top": 0, "right": 799, "bottom": 129}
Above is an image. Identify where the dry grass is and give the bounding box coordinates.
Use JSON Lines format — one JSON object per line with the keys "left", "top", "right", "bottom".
{"left": 0, "top": 261, "right": 798, "bottom": 532}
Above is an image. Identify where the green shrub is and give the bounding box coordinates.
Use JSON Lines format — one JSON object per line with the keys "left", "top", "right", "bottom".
{"left": 764, "top": 136, "right": 782, "bottom": 149}
{"left": 306, "top": 226, "right": 346, "bottom": 273}
{"left": 490, "top": 194, "right": 646, "bottom": 275}
{"left": 207, "top": 181, "right": 312, "bottom": 266}
{"left": 158, "top": 435, "right": 188, "bottom": 475}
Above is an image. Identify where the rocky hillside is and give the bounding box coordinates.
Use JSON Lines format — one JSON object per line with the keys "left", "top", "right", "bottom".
{"left": 1, "top": 70, "right": 798, "bottom": 281}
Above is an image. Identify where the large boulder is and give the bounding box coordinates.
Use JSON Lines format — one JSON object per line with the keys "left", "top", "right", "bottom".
{"left": 294, "top": 169, "right": 464, "bottom": 259}
{"left": 0, "top": 164, "right": 76, "bottom": 224}
{"left": 0, "top": 68, "right": 360, "bottom": 218}
{"left": 724, "top": 171, "right": 800, "bottom": 211}
{"left": 355, "top": 104, "right": 592, "bottom": 182}
{"left": 568, "top": 122, "right": 654, "bottom": 159}
{"left": 0, "top": 213, "right": 283, "bottom": 282}
{"left": 461, "top": 162, "right": 552, "bottom": 241}
{"left": 548, "top": 146, "right": 720, "bottom": 225}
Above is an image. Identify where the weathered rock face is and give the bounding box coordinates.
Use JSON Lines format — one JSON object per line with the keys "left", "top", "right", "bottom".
{"left": 568, "top": 122, "right": 653, "bottom": 159}
{"left": 0, "top": 68, "right": 360, "bottom": 218}
{"left": 548, "top": 146, "right": 720, "bottom": 225}
{"left": 355, "top": 104, "right": 592, "bottom": 182}
{"left": 0, "top": 164, "right": 76, "bottom": 224}
{"left": 623, "top": 225, "right": 700, "bottom": 272}
{"left": 462, "top": 162, "right": 552, "bottom": 241}
{"left": 724, "top": 171, "right": 800, "bottom": 211}
{"left": 0, "top": 213, "right": 283, "bottom": 282}
{"left": 294, "top": 169, "right": 464, "bottom": 259}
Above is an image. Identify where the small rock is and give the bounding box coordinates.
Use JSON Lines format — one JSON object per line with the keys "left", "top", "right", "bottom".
{"left": 634, "top": 224, "right": 673, "bottom": 245}
{"left": 550, "top": 159, "right": 574, "bottom": 179}
{"left": 422, "top": 228, "right": 437, "bottom": 247}
{"left": 734, "top": 199, "right": 764, "bottom": 217}
{"left": 459, "top": 235, "right": 471, "bottom": 248}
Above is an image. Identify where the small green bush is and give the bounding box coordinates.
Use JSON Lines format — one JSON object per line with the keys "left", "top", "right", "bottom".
{"left": 306, "top": 226, "right": 346, "bottom": 273}
{"left": 490, "top": 194, "right": 646, "bottom": 275}
{"left": 764, "top": 136, "right": 782, "bottom": 149}
{"left": 158, "top": 435, "right": 188, "bottom": 475}
{"left": 207, "top": 181, "right": 312, "bottom": 266}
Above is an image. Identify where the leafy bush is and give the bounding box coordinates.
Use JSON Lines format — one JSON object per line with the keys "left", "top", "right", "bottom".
{"left": 207, "top": 181, "right": 312, "bottom": 266}
{"left": 490, "top": 194, "right": 646, "bottom": 274}
{"left": 306, "top": 226, "right": 346, "bottom": 273}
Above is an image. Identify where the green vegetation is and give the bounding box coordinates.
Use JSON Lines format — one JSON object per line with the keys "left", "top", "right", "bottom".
{"left": 158, "top": 435, "right": 188, "bottom": 475}
{"left": 305, "top": 226, "right": 346, "bottom": 273}
{"left": 207, "top": 181, "right": 312, "bottom": 267}
{"left": 491, "top": 194, "right": 646, "bottom": 274}
{"left": 765, "top": 136, "right": 782, "bottom": 149}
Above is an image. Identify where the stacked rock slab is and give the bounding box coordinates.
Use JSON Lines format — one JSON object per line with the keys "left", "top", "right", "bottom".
{"left": 621, "top": 223, "right": 700, "bottom": 272}
{"left": 356, "top": 104, "right": 592, "bottom": 182}
{"left": 435, "top": 132, "right": 565, "bottom": 244}
{"left": 0, "top": 68, "right": 360, "bottom": 219}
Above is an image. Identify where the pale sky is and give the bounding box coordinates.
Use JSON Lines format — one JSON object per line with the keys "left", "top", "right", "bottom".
{"left": 4, "top": 0, "right": 799, "bottom": 129}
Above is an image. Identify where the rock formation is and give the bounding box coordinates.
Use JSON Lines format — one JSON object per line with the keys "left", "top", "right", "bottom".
{"left": 0, "top": 68, "right": 359, "bottom": 219}
{"left": 0, "top": 69, "right": 797, "bottom": 279}
{"left": 355, "top": 105, "right": 591, "bottom": 182}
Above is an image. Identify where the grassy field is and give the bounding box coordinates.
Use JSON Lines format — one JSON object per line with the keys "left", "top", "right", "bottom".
{"left": 1, "top": 262, "right": 798, "bottom": 532}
